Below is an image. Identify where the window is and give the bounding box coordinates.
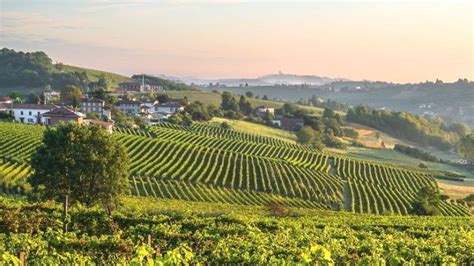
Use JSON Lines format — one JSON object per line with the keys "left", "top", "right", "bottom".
{"left": 37, "top": 112, "right": 40, "bottom": 115}
{"left": 20, "top": 111, "right": 24, "bottom": 115}
{"left": 27, "top": 118, "right": 34, "bottom": 123}
{"left": 29, "top": 111, "right": 32, "bottom": 115}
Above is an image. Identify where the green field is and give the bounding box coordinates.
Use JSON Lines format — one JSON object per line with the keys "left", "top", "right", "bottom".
{"left": 164, "top": 90, "right": 326, "bottom": 114}
{"left": 62, "top": 64, "right": 132, "bottom": 88}
{"left": 209, "top": 117, "right": 296, "bottom": 143}
{"left": 0, "top": 122, "right": 469, "bottom": 216}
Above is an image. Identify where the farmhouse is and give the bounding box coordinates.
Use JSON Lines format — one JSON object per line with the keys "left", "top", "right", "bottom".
{"left": 279, "top": 117, "right": 304, "bottom": 131}
{"left": 0, "top": 96, "right": 13, "bottom": 104}
{"left": 154, "top": 102, "right": 184, "bottom": 114}
{"left": 255, "top": 106, "right": 275, "bottom": 116}
{"left": 116, "top": 100, "right": 144, "bottom": 116}
{"left": 42, "top": 107, "right": 85, "bottom": 125}
{"left": 119, "top": 82, "right": 144, "bottom": 92}
{"left": 10, "top": 104, "right": 57, "bottom": 124}
{"left": 80, "top": 98, "right": 111, "bottom": 120}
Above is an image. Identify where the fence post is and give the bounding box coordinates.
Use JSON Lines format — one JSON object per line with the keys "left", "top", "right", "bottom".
{"left": 18, "top": 250, "right": 26, "bottom": 266}
{"left": 63, "top": 194, "right": 69, "bottom": 233}
{"left": 147, "top": 234, "right": 152, "bottom": 247}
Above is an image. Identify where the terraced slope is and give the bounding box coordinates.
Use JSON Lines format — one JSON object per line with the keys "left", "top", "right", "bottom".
{"left": 0, "top": 122, "right": 469, "bottom": 215}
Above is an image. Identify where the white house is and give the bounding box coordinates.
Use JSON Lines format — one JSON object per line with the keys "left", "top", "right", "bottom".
{"left": 154, "top": 102, "right": 184, "bottom": 114}
{"left": 255, "top": 106, "right": 275, "bottom": 116}
{"left": 10, "top": 104, "right": 57, "bottom": 124}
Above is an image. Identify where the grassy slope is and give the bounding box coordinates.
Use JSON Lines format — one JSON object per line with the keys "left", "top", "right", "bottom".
{"left": 164, "top": 90, "right": 326, "bottom": 114}
{"left": 62, "top": 64, "right": 132, "bottom": 88}
{"left": 208, "top": 117, "right": 297, "bottom": 143}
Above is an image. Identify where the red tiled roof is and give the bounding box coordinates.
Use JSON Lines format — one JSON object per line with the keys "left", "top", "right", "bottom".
{"left": 12, "top": 104, "right": 57, "bottom": 110}
{"left": 42, "top": 107, "right": 83, "bottom": 118}
{"left": 88, "top": 120, "right": 114, "bottom": 127}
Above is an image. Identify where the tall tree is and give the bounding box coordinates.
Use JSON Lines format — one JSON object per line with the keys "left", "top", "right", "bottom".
{"left": 221, "top": 92, "right": 239, "bottom": 112}
{"left": 457, "top": 134, "right": 474, "bottom": 161}
{"left": 60, "top": 85, "right": 83, "bottom": 107}
{"left": 30, "top": 123, "right": 129, "bottom": 208}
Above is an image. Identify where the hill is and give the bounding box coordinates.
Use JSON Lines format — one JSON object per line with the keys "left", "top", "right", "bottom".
{"left": 61, "top": 64, "right": 132, "bottom": 88}
{"left": 0, "top": 122, "right": 469, "bottom": 216}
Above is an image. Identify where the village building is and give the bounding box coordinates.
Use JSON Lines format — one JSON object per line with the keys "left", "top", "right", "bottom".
{"left": 80, "top": 98, "right": 111, "bottom": 120}
{"left": 10, "top": 104, "right": 57, "bottom": 124}
{"left": 119, "top": 82, "right": 144, "bottom": 92}
{"left": 42, "top": 107, "right": 85, "bottom": 126}
{"left": 255, "top": 106, "right": 275, "bottom": 116}
{"left": 279, "top": 117, "right": 304, "bottom": 131}
{"left": 154, "top": 102, "right": 185, "bottom": 114}
{"left": 0, "top": 96, "right": 13, "bottom": 105}
{"left": 116, "top": 100, "right": 144, "bottom": 116}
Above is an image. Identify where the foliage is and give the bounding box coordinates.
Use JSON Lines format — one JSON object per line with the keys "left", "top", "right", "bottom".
{"left": 411, "top": 186, "right": 441, "bottom": 216}
{"left": 220, "top": 92, "right": 240, "bottom": 112}
{"left": 30, "top": 123, "right": 129, "bottom": 207}
{"left": 456, "top": 134, "right": 474, "bottom": 161}
{"left": 184, "top": 101, "right": 211, "bottom": 121}
{"left": 394, "top": 144, "right": 440, "bottom": 162}
{"left": 0, "top": 195, "right": 472, "bottom": 264}
{"left": 346, "top": 106, "right": 467, "bottom": 150}
{"left": 296, "top": 126, "right": 324, "bottom": 149}
{"left": 60, "top": 85, "right": 83, "bottom": 107}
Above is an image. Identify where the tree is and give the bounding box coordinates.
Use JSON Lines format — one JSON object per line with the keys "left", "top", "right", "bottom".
{"left": 457, "top": 134, "right": 474, "bottom": 161}
{"left": 221, "top": 92, "right": 239, "bottom": 112}
{"left": 296, "top": 126, "right": 324, "bottom": 149}
{"left": 411, "top": 186, "right": 440, "bottom": 216}
{"left": 262, "top": 95, "right": 269, "bottom": 101}
{"left": 238, "top": 96, "right": 253, "bottom": 115}
{"left": 157, "top": 94, "right": 170, "bottom": 103}
{"left": 97, "top": 75, "right": 110, "bottom": 90}
{"left": 60, "top": 85, "right": 83, "bottom": 107}
{"left": 185, "top": 101, "right": 211, "bottom": 121}
{"left": 245, "top": 91, "right": 254, "bottom": 98}
{"left": 322, "top": 108, "right": 336, "bottom": 119}
{"left": 30, "top": 123, "right": 129, "bottom": 208}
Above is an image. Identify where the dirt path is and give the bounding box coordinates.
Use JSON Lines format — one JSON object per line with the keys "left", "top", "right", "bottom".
{"left": 328, "top": 158, "right": 352, "bottom": 211}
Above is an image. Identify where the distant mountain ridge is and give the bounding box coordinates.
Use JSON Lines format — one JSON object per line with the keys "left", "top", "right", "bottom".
{"left": 177, "top": 72, "right": 348, "bottom": 87}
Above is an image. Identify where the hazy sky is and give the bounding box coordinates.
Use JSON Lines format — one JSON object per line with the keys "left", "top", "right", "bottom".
{"left": 0, "top": 0, "right": 472, "bottom": 82}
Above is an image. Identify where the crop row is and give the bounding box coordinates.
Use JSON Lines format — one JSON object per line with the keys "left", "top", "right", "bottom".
{"left": 130, "top": 176, "right": 329, "bottom": 209}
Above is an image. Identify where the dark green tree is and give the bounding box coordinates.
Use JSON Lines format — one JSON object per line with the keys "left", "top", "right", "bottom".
{"left": 30, "top": 123, "right": 129, "bottom": 208}
{"left": 185, "top": 101, "right": 211, "bottom": 121}
{"left": 411, "top": 186, "right": 441, "bottom": 216}
{"left": 60, "top": 85, "right": 83, "bottom": 107}
{"left": 457, "top": 134, "right": 474, "bottom": 161}
{"left": 221, "top": 92, "right": 240, "bottom": 112}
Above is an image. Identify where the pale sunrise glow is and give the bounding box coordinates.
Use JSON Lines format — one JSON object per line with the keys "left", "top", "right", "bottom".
{"left": 1, "top": 0, "right": 472, "bottom": 82}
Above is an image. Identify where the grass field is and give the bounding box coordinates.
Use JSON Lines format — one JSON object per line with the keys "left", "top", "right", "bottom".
{"left": 62, "top": 64, "right": 132, "bottom": 88}
{"left": 209, "top": 117, "right": 297, "bottom": 143}
{"left": 164, "top": 90, "right": 326, "bottom": 114}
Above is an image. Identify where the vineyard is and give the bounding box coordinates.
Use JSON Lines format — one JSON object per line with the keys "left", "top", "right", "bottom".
{"left": 0, "top": 195, "right": 472, "bottom": 264}
{"left": 0, "top": 122, "right": 470, "bottom": 215}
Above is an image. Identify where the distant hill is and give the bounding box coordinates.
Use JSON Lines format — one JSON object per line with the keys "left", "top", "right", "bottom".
{"left": 0, "top": 48, "right": 131, "bottom": 92}
{"left": 131, "top": 74, "right": 198, "bottom": 91}
{"left": 179, "top": 72, "right": 346, "bottom": 87}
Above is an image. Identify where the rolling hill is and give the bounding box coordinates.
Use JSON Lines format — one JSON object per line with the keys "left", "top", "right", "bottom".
{"left": 0, "top": 121, "right": 469, "bottom": 216}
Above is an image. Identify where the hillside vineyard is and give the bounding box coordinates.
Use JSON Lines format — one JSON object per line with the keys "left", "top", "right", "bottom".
{"left": 0, "top": 122, "right": 469, "bottom": 215}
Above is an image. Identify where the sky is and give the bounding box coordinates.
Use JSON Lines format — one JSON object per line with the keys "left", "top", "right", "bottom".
{"left": 0, "top": 0, "right": 472, "bottom": 83}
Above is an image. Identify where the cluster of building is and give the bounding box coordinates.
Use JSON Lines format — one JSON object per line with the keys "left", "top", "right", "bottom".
{"left": 0, "top": 94, "right": 186, "bottom": 130}
{"left": 115, "top": 99, "right": 185, "bottom": 120}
